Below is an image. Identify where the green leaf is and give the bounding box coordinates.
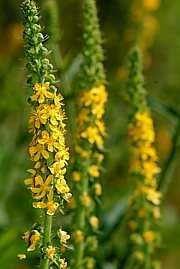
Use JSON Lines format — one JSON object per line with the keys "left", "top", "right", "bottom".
{"left": 101, "top": 200, "right": 128, "bottom": 242}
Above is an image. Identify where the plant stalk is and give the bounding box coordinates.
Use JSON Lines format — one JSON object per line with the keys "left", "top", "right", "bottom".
{"left": 40, "top": 213, "right": 52, "bottom": 269}
{"left": 75, "top": 166, "right": 89, "bottom": 269}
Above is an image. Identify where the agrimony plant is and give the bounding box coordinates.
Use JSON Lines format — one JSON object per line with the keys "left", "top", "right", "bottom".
{"left": 70, "top": 0, "right": 107, "bottom": 268}
{"left": 125, "top": 47, "right": 162, "bottom": 269}
{"left": 18, "top": 1, "right": 71, "bottom": 268}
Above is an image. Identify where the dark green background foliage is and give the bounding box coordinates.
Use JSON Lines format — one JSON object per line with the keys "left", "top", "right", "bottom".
{"left": 0, "top": 0, "right": 179, "bottom": 268}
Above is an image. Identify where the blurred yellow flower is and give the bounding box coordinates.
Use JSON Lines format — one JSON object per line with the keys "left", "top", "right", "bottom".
{"left": 143, "top": 231, "right": 155, "bottom": 244}
{"left": 17, "top": 254, "right": 26, "bottom": 260}
{"left": 142, "top": 0, "right": 161, "bottom": 11}
{"left": 57, "top": 229, "right": 70, "bottom": 244}
{"left": 89, "top": 216, "right": 99, "bottom": 229}
{"left": 88, "top": 165, "right": 100, "bottom": 178}
{"left": 46, "top": 246, "right": 56, "bottom": 259}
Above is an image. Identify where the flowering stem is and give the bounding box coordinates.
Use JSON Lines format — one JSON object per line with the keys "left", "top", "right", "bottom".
{"left": 75, "top": 167, "right": 89, "bottom": 269}
{"left": 44, "top": 214, "right": 52, "bottom": 244}
{"left": 40, "top": 214, "right": 52, "bottom": 269}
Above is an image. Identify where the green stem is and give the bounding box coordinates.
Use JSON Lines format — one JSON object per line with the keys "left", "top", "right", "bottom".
{"left": 40, "top": 213, "right": 52, "bottom": 269}
{"left": 75, "top": 166, "right": 89, "bottom": 269}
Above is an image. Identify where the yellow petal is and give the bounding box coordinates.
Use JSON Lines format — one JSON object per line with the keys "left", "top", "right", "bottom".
{"left": 33, "top": 202, "right": 47, "bottom": 209}
{"left": 24, "top": 178, "right": 33, "bottom": 185}
{"left": 35, "top": 174, "right": 44, "bottom": 185}
{"left": 42, "top": 150, "right": 49, "bottom": 160}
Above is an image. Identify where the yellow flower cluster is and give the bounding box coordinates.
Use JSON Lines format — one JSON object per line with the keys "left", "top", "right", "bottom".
{"left": 128, "top": 111, "right": 161, "bottom": 192}
{"left": 25, "top": 82, "right": 71, "bottom": 216}
{"left": 128, "top": 111, "right": 162, "bottom": 261}
{"left": 22, "top": 227, "right": 41, "bottom": 252}
{"left": 76, "top": 84, "right": 108, "bottom": 148}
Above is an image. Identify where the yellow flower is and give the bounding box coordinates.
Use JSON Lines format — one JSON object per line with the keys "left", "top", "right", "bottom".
{"left": 81, "top": 191, "right": 91, "bottom": 207}
{"left": 95, "top": 119, "right": 106, "bottom": 136}
{"left": 88, "top": 165, "right": 99, "bottom": 178}
{"left": 27, "top": 230, "right": 41, "bottom": 251}
{"left": 60, "top": 258, "right": 67, "bottom": 269}
{"left": 30, "top": 174, "right": 53, "bottom": 199}
{"left": 38, "top": 130, "right": 60, "bottom": 152}
{"left": 81, "top": 126, "right": 103, "bottom": 145}
{"left": 74, "top": 145, "right": 91, "bottom": 158}
{"left": 31, "top": 82, "right": 54, "bottom": 103}
{"left": 74, "top": 230, "right": 84, "bottom": 243}
{"left": 146, "top": 189, "right": 162, "bottom": 205}
{"left": 24, "top": 169, "right": 36, "bottom": 187}
{"left": 17, "top": 253, "right": 26, "bottom": 260}
{"left": 57, "top": 228, "right": 70, "bottom": 244}
{"left": 77, "top": 108, "right": 90, "bottom": 125}
{"left": 53, "top": 89, "right": 64, "bottom": 107}
{"left": 142, "top": 0, "right": 160, "bottom": 11}
{"left": 89, "top": 216, "right": 99, "bottom": 229}
{"left": 72, "top": 171, "right": 81, "bottom": 182}
{"left": 46, "top": 104, "right": 66, "bottom": 126}
{"left": 22, "top": 230, "right": 30, "bottom": 242}
{"left": 49, "top": 161, "right": 66, "bottom": 178}
{"left": 143, "top": 231, "right": 155, "bottom": 244}
{"left": 29, "top": 143, "right": 49, "bottom": 162}
{"left": 29, "top": 105, "right": 48, "bottom": 129}
{"left": 94, "top": 183, "right": 102, "bottom": 196}
{"left": 46, "top": 246, "right": 56, "bottom": 259}
{"left": 33, "top": 190, "right": 59, "bottom": 215}
{"left": 55, "top": 177, "right": 70, "bottom": 194}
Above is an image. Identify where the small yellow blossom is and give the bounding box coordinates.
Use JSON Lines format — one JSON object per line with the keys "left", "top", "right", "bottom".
{"left": 72, "top": 171, "right": 81, "bottom": 182}
{"left": 29, "top": 143, "right": 49, "bottom": 162}
{"left": 146, "top": 189, "right": 162, "bottom": 205}
{"left": 81, "top": 191, "right": 91, "bottom": 207}
{"left": 74, "top": 145, "right": 91, "bottom": 158}
{"left": 60, "top": 258, "right": 67, "bottom": 269}
{"left": 55, "top": 177, "right": 70, "bottom": 194}
{"left": 27, "top": 230, "right": 41, "bottom": 251}
{"left": 94, "top": 183, "right": 102, "bottom": 196}
{"left": 33, "top": 190, "right": 59, "bottom": 215}
{"left": 31, "top": 82, "right": 54, "bottom": 103}
{"left": 143, "top": 231, "right": 155, "bottom": 244}
{"left": 81, "top": 126, "right": 103, "bottom": 146}
{"left": 57, "top": 228, "right": 70, "bottom": 244}
{"left": 17, "top": 253, "right": 26, "bottom": 260}
{"left": 142, "top": 0, "right": 160, "bottom": 11}
{"left": 89, "top": 216, "right": 99, "bottom": 229}
{"left": 74, "top": 230, "right": 84, "bottom": 243}
{"left": 30, "top": 174, "right": 53, "bottom": 199}
{"left": 88, "top": 165, "right": 100, "bottom": 178}
{"left": 46, "top": 246, "right": 56, "bottom": 259}
{"left": 22, "top": 230, "right": 30, "bottom": 242}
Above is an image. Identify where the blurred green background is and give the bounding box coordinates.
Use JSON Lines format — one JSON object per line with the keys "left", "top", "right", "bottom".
{"left": 0, "top": 0, "right": 179, "bottom": 268}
